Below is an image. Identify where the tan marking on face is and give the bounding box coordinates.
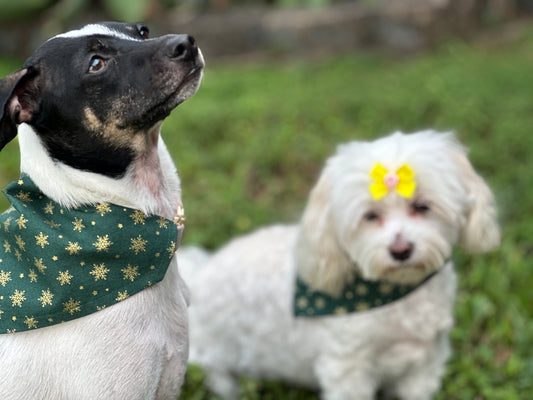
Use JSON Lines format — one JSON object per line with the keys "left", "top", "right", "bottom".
{"left": 83, "top": 107, "right": 104, "bottom": 132}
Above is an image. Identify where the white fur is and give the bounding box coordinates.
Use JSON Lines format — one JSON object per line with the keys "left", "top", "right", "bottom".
{"left": 52, "top": 24, "right": 143, "bottom": 42}
{"left": 0, "top": 125, "right": 190, "bottom": 400}
{"left": 184, "top": 130, "right": 501, "bottom": 400}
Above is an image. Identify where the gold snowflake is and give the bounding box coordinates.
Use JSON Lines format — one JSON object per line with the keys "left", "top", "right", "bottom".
{"left": 93, "top": 235, "right": 113, "bottom": 252}
{"left": 10, "top": 289, "right": 26, "bottom": 307}
{"left": 16, "top": 214, "right": 28, "bottom": 229}
{"left": 3, "top": 217, "right": 11, "bottom": 232}
{"left": 38, "top": 289, "right": 54, "bottom": 307}
{"left": 57, "top": 270, "right": 73, "bottom": 286}
{"left": 15, "top": 235, "right": 25, "bottom": 251}
{"left": 72, "top": 217, "right": 85, "bottom": 232}
{"left": 14, "top": 249, "right": 22, "bottom": 261}
{"left": 167, "top": 241, "right": 176, "bottom": 258}
{"left": 130, "top": 210, "right": 146, "bottom": 225}
{"left": 63, "top": 298, "right": 81, "bottom": 315}
{"left": 90, "top": 263, "right": 109, "bottom": 281}
{"left": 95, "top": 203, "right": 112, "bottom": 216}
{"left": 65, "top": 241, "right": 82, "bottom": 255}
{"left": 0, "top": 309, "right": 3, "bottom": 319}
{"left": 24, "top": 316, "right": 38, "bottom": 329}
{"left": 121, "top": 265, "right": 140, "bottom": 282}
{"left": 15, "top": 191, "right": 32, "bottom": 203}
{"left": 44, "top": 220, "right": 61, "bottom": 229}
{"left": 43, "top": 202, "right": 55, "bottom": 214}
{"left": 157, "top": 217, "right": 169, "bottom": 229}
{"left": 3, "top": 240, "right": 11, "bottom": 253}
{"left": 116, "top": 290, "right": 129, "bottom": 302}
{"left": 0, "top": 270, "right": 12, "bottom": 287}
{"left": 35, "top": 232, "right": 50, "bottom": 248}
{"left": 34, "top": 258, "right": 47, "bottom": 274}
{"left": 129, "top": 235, "right": 147, "bottom": 255}
{"left": 28, "top": 269, "right": 38, "bottom": 282}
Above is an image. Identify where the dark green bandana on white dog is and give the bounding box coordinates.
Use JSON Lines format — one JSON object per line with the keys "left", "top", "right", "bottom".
{"left": 294, "top": 272, "right": 436, "bottom": 317}
{"left": 0, "top": 174, "right": 179, "bottom": 333}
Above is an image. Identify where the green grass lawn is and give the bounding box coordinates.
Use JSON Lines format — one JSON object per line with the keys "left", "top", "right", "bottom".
{"left": 1, "top": 27, "right": 532, "bottom": 400}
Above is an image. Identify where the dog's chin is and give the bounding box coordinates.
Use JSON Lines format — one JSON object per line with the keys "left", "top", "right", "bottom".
{"left": 148, "top": 68, "right": 203, "bottom": 125}
{"left": 377, "top": 263, "right": 434, "bottom": 285}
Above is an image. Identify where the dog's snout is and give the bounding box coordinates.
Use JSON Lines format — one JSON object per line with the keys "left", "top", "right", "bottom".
{"left": 389, "top": 241, "right": 414, "bottom": 262}
{"left": 167, "top": 35, "right": 198, "bottom": 61}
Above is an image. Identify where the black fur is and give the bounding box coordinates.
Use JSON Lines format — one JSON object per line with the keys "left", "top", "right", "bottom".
{"left": 0, "top": 22, "right": 202, "bottom": 178}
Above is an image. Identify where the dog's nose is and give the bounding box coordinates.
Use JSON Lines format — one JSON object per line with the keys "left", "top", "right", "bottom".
{"left": 389, "top": 241, "right": 414, "bottom": 262}
{"left": 166, "top": 35, "right": 198, "bottom": 62}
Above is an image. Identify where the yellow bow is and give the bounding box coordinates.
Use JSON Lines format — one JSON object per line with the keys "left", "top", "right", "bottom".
{"left": 369, "top": 163, "right": 416, "bottom": 200}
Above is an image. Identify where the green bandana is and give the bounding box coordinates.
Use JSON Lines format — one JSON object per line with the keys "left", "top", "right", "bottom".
{"left": 0, "top": 174, "right": 178, "bottom": 333}
{"left": 294, "top": 272, "right": 436, "bottom": 317}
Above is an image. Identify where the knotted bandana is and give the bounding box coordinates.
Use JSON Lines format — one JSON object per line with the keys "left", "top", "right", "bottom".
{"left": 294, "top": 272, "right": 436, "bottom": 317}
{"left": 0, "top": 174, "right": 179, "bottom": 333}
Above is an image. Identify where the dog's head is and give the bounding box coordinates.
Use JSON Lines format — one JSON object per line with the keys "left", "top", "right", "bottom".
{"left": 295, "top": 131, "right": 501, "bottom": 296}
{"left": 0, "top": 22, "right": 204, "bottom": 177}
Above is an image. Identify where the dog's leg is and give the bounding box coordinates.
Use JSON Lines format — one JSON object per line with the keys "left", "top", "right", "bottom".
{"left": 204, "top": 368, "right": 239, "bottom": 400}
{"left": 315, "top": 358, "right": 379, "bottom": 400}
{"left": 391, "top": 333, "right": 451, "bottom": 400}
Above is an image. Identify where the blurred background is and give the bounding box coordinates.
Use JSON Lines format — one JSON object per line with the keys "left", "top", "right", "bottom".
{"left": 0, "top": 1, "right": 532, "bottom": 399}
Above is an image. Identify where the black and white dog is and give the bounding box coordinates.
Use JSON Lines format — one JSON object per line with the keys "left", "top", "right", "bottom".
{"left": 0, "top": 22, "right": 203, "bottom": 399}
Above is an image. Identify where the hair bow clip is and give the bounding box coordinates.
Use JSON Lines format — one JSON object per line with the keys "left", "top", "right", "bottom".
{"left": 369, "top": 163, "right": 416, "bottom": 201}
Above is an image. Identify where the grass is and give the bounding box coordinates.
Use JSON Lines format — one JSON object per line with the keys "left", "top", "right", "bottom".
{"left": 1, "top": 27, "right": 532, "bottom": 400}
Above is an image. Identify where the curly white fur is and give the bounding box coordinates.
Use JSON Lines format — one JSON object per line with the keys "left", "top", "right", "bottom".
{"left": 182, "top": 130, "right": 500, "bottom": 400}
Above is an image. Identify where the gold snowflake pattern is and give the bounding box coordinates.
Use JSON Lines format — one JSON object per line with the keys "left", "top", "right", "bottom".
{"left": 44, "top": 220, "right": 61, "bottom": 229}
{"left": 121, "top": 265, "right": 140, "bottom": 282}
{"left": 24, "top": 316, "right": 38, "bottom": 329}
{"left": 167, "top": 241, "right": 176, "bottom": 259}
{"left": 15, "top": 191, "right": 32, "bottom": 203}
{"left": 34, "top": 258, "right": 47, "bottom": 274}
{"left": 15, "top": 235, "right": 25, "bottom": 251}
{"left": 72, "top": 217, "right": 85, "bottom": 232}
{"left": 16, "top": 214, "right": 28, "bottom": 229}
{"left": 14, "top": 249, "right": 22, "bottom": 261}
{"left": 157, "top": 217, "right": 169, "bottom": 229}
{"left": 3, "top": 240, "right": 11, "bottom": 253}
{"left": 0, "top": 270, "right": 12, "bottom": 287}
{"left": 43, "top": 201, "right": 55, "bottom": 214}
{"left": 10, "top": 290, "right": 26, "bottom": 307}
{"left": 28, "top": 269, "right": 38, "bottom": 282}
{"left": 95, "top": 203, "right": 112, "bottom": 216}
{"left": 63, "top": 298, "right": 81, "bottom": 315}
{"left": 116, "top": 290, "right": 129, "bottom": 302}
{"left": 93, "top": 235, "right": 113, "bottom": 252}
{"left": 57, "top": 270, "right": 73, "bottom": 286}
{"left": 90, "top": 263, "right": 109, "bottom": 281}
{"left": 35, "top": 232, "right": 50, "bottom": 248}
{"left": 129, "top": 235, "right": 147, "bottom": 255}
{"left": 65, "top": 241, "right": 82, "bottom": 255}
{"left": 3, "top": 217, "right": 11, "bottom": 232}
{"left": 130, "top": 210, "right": 146, "bottom": 225}
{"left": 38, "top": 289, "right": 54, "bottom": 307}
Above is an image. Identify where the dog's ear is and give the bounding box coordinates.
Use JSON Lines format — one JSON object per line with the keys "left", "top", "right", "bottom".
{"left": 454, "top": 150, "right": 501, "bottom": 253}
{"left": 0, "top": 67, "right": 40, "bottom": 151}
{"left": 294, "top": 165, "right": 353, "bottom": 297}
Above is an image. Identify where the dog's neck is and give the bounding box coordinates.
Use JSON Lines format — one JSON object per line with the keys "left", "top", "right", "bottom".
{"left": 17, "top": 123, "right": 181, "bottom": 220}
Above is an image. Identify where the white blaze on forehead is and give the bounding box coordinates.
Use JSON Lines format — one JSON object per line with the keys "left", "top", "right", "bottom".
{"left": 50, "top": 24, "right": 142, "bottom": 42}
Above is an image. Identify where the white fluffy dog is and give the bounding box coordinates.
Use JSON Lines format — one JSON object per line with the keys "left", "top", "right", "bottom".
{"left": 182, "top": 130, "right": 500, "bottom": 400}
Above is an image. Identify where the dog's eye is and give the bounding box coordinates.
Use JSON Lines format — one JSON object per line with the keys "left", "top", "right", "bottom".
{"left": 363, "top": 211, "right": 380, "bottom": 222}
{"left": 411, "top": 202, "right": 430, "bottom": 215}
{"left": 138, "top": 25, "right": 150, "bottom": 39}
{"left": 88, "top": 57, "right": 107, "bottom": 73}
